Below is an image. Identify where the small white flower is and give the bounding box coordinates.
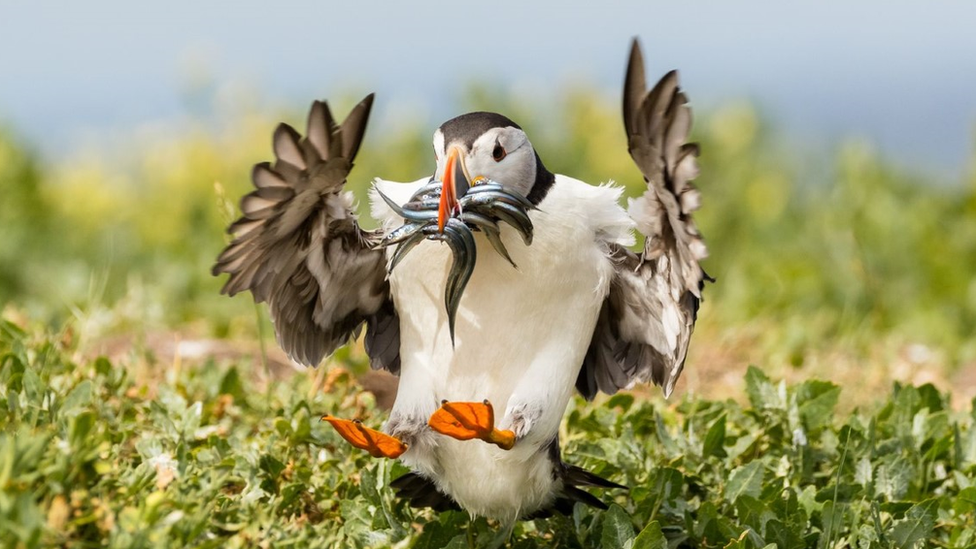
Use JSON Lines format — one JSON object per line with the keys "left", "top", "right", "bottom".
{"left": 792, "top": 428, "right": 808, "bottom": 447}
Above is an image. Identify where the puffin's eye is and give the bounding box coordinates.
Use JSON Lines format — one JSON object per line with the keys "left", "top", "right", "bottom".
{"left": 492, "top": 141, "right": 507, "bottom": 162}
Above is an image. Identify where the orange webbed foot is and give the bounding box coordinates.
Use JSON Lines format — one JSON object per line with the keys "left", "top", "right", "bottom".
{"left": 321, "top": 416, "right": 407, "bottom": 459}
{"left": 427, "top": 400, "right": 516, "bottom": 450}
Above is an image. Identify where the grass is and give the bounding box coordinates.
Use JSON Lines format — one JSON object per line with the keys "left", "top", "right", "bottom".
{"left": 2, "top": 316, "right": 975, "bottom": 548}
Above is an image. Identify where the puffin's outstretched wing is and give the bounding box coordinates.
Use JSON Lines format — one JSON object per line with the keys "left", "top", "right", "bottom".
{"left": 577, "top": 40, "right": 708, "bottom": 399}
{"left": 213, "top": 94, "right": 400, "bottom": 373}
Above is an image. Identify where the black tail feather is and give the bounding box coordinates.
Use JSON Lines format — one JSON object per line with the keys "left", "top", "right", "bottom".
{"left": 523, "top": 437, "right": 627, "bottom": 519}
{"left": 389, "top": 440, "right": 626, "bottom": 520}
{"left": 389, "top": 472, "right": 461, "bottom": 513}
{"left": 563, "top": 464, "right": 628, "bottom": 490}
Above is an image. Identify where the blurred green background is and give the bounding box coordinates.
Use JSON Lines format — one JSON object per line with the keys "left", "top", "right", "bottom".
{"left": 2, "top": 2, "right": 975, "bottom": 404}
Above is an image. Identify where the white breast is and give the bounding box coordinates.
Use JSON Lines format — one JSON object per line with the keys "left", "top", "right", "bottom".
{"left": 369, "top": 175, "right": 634, "bottom": 519}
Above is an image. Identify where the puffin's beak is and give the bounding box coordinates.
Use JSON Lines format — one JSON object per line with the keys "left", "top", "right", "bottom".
{"left": 438, "top": 148, "right": 471, "bottom": 232}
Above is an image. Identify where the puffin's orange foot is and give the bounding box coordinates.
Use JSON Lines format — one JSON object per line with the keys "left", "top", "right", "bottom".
{"left": 321, "top": 416, "right": 407, "bottom": 459}
{"left": 427, "top": 400, "right": 516, "bottom": 450}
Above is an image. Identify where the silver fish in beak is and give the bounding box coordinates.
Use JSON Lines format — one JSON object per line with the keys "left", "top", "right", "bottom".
{"left": 375, "top": 175, "right": 534, "bottom": 344}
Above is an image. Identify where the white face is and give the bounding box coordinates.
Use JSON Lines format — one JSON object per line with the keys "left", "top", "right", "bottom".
{"left": 432, "top": 126, "right": 538, "bottom": 198}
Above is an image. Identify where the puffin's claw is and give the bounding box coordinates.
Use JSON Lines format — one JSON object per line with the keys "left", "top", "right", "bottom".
{"left": 427, "top": 400, "right": 516, "bottom": 450}
{"left": 321, "top": 415, "right": 407, "bottom": 459}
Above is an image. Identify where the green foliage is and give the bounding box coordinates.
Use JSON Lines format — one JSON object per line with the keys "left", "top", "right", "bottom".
{"left": 2, "top": 322, "right": 975, "bottom": 548}
{"left": 0, "top": 129, "right": 52, "bottom": 306}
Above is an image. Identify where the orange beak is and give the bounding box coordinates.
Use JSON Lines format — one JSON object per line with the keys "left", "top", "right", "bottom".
{"left": 438, "top": 148, "right": 470, "bottom": 232}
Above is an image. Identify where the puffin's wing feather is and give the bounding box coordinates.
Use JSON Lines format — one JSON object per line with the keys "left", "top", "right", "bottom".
{"left": 578, "top": 40, "right": 708, "bottom": 399}
{"left": 213, "top": 94, "right": 400, "bottom": 373}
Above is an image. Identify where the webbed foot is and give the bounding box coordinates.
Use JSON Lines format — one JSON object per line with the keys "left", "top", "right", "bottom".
{"left": 427, "top": 400, "right": 516, "bottom": 450}
{"left": 321, "top": 415, "right": 407, "bottom": 459}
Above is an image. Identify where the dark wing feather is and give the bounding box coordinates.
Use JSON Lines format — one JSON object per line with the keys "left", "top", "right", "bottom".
{"left": 213, "top": 94, "right": 401, "bottom": 373}
{"left": 577, "top": 40, "right": 708, "bottom": 399}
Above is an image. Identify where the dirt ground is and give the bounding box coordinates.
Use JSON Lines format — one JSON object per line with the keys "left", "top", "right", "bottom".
{"left": 85, "top": 321, "right": 976, "bottom": 412}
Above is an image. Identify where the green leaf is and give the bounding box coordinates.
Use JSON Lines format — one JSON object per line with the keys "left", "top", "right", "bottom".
{"left": 600, "top": 504, "right": 635, "bottom": 549}
{"left": 796, "top": 485, "right": 821, "bottom": 517}
{"left": 874, "top": 455, "right": 911, "bottom": 500}
{"left": 953, "top": 486, "right": 976, "bottom": 515}
{"left": 703, "top": 414, "right": 728, "bottom": 458}
{"left": 725, "top": 461, "right": 764, "bottom": 503}
{"left": 796, "top": 380, "right": 840, "bottom": 431}
{"left": 93, "top": 356, "right": 112, "bottom": 376}
{"left": 607, "top": 393, "right": 635, "bottom": 412}
{"left": 158, "top": 386, "right": 188, "bottom": 415}
{"left": 854, "top": 456, "right": 872, "bottom": 486}
{"left": 890, "top": 498, "right": 938, "bottom": 548}
{"left": 359, "top": 464, "right": 382, "bottom": 506}
{"left": 632, "top": 520, "right": 667, "bottom": 549}
{"left": 219, "top": 366, "right": 246, "bottom": 400}
{"left": 654, "top": 412, "right": 679, "bottom": 455}
{"left": 339, "top": 499, "right": 377, "bottom": 545}
{"left": 413, "top": 521, "right": 462, "bottom": 549}
{"left": 959, "top": 421, "right": 976, "bottom": 467}
{"left": 744, "top": 366, "right": 773, "bottom": 409}
{"left": 69, "top": 410, "right": 96, "bottom": 447}
{"left": 259, "top": 454, "right": 285, "bottom": 479}
{"left": 60, "top": 379, "right": 93, "bottom": 417}
{"left": 734, "top": 495, "right": 774, "bottom": 537}
{"left": 820, "top": 500, "right": 846, "bottom": 545}
{"left": 182, "top": 401, "right": 203, "bottom": 437}
{"left": 915, "top": 383, "right": 945, "bottom": 413}
{"left": 765, "top": 519, "right": 802, "bottom": 549}
{"left": 22, "top": 366, "right": 43, "bottom": 402}
{"left": 442, "top": 535, "right": 468, "bottom": 549}
{"left": 695, "top": 500, "right": 745, "bottom": 545}
{"left": 766, "top": 490, "right": 806, "bottom": 548}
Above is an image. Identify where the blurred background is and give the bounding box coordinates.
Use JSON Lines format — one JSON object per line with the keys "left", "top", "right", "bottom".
{"left": 1, "top": 1, "right": 975, "bottom": 404}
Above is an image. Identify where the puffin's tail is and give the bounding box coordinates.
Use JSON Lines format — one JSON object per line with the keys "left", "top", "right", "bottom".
{"left": 523, "top": 438, "right": 627, "bottom": 520}
{"left": 390, "top": 465, "right": 625, "bottom": 521}
{"left": 389, "top": 439, "right": 626, "bottom": 520}
{"left": 389, "top": 471, "right": 461, "bottom": 513}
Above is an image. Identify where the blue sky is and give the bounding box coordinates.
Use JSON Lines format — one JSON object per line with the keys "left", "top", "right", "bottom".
{"left": 2, "top": 1, "right": 974, "bottom": 177}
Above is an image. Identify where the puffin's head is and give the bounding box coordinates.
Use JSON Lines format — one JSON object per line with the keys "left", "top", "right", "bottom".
{"left": 432, "top": 112, "right": 549, "bottom": 230}
{"left": 375, "top": 112, "right": 549, "bottom": 343}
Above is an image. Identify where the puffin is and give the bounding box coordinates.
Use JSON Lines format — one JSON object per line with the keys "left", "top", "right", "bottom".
{"left": 213, "top": 40, "right": 708, "bottom": 522}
